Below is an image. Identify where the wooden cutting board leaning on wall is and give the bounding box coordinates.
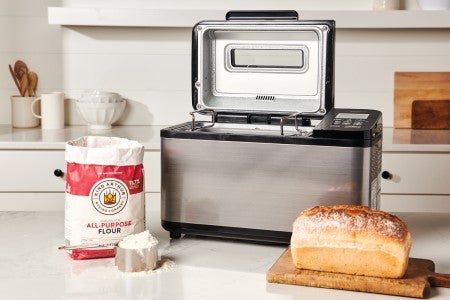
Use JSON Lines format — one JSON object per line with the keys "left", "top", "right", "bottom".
{"left": 394, "top": 72, "right": 450, "bottom": 129}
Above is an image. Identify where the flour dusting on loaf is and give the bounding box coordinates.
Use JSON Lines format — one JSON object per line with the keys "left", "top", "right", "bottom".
{"left": 291, "top": 205, "right": 412, "bottom": 278}
{"left": 294, "top": 205, "right": 409, "bottom": 241}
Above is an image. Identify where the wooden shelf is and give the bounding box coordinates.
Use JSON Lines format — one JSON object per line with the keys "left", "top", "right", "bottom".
{"left": 48, "top": 7, "right": 450, "bottom": 29}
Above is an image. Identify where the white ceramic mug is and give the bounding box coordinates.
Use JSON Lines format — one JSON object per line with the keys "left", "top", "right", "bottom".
{"left": 373, "top": 0, "right": 401, "bottom": 10}
{"left": 11, "top": 96, "right": 40, "bottom": 128}
{"left": 31, "top": 92, "right": 65, "bottom": 130}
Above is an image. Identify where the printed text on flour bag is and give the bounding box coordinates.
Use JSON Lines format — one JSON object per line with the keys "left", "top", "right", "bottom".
{"left": 66, "top": 163, "right": 144, "bottom": 237}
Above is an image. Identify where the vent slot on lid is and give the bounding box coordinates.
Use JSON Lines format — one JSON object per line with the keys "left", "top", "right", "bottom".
{"left": 256, "top": 95, "right": 275, "bottom": 101}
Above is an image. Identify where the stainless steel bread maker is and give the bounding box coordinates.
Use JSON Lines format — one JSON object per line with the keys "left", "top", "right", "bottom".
{"left": 160, "top": 11, "right": 383, "bottom": 243}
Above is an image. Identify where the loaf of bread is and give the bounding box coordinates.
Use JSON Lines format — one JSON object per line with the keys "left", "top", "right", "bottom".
{"left": 290, "top": 205, "right": 412, "bottom": 278}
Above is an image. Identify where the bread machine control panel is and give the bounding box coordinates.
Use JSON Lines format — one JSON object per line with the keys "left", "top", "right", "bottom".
{"left": 312, "top": 108, "right": 383, "bottom": 140}
{"left": 331, "top": 113, "right": 371, "bottom": 129}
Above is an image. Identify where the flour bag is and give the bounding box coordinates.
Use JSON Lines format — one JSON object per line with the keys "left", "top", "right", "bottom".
{"left": 65, "top": 136, "right": 145, "bottom": 259}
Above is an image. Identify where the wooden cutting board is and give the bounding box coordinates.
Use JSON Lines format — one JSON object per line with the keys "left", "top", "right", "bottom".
{"left": 412, "top": 100, "right": 450, "bottom": 129}
{"left": 267, "top": 248, "right": 450, "bottom": 298}
{"left": 394, "top": 72, "right": 450, "bottom": 128}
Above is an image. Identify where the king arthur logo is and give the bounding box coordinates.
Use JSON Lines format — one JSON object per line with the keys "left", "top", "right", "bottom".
{"left": 90, "top": 178, "right": 129, "bottom": 215}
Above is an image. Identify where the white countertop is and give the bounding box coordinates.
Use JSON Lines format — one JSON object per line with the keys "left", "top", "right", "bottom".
{"left": 0, "top": 125, "right": 164, "bottom": 150}
{"left": 0, "top": 125, "right": 449, "bottom": 152}
{"left": 382, "top": 127, "right": 450, "bottom": 152}
{"left": 1, "top": 206, "right": 449, "bottom": 299}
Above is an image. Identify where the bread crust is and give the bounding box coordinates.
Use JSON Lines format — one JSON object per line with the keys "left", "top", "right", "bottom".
{"left": 291, "top": 205, "right": 412, "bottom": 278}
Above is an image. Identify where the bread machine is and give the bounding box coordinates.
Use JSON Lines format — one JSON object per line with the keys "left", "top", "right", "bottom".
{"left": 160, "top": 11, "right": 383, "bottom": 243}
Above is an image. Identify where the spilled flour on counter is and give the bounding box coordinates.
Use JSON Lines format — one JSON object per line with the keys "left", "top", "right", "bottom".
{"left": 118, "top": 258, "right": 176, "bottom": 276}
{"left": 152, "top": 258, "right": 176, "bottom": 273}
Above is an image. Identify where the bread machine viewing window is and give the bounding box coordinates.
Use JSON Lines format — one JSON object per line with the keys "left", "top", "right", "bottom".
{"left": 226, "top": 45, "right": 308, "bottom": 73}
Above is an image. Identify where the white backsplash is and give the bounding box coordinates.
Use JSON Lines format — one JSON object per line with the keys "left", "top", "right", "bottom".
{"left": 1, "top": 0, "right": 449, "bottom": 126}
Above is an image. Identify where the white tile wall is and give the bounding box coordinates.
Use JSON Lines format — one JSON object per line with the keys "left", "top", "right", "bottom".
{"left": 1, "top": 0, "right": 449, "bottom": 127}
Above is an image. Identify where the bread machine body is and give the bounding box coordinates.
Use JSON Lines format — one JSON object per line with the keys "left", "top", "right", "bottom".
{"left": 160, "top": 11, "right": 383, "bottom": 243}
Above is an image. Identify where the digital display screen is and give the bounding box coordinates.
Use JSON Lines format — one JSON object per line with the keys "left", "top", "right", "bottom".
{"left": 335, "top": 113, "right": 370, "bottom": 119}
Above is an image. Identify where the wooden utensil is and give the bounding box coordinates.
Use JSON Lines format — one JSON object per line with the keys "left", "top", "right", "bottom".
{"left": 13, "top": 60, "right": 28, "bottom": 81}
{"left": 411, "top": 100, "right": 450, "bottom": 129}
{"left": 267, "top": 248, "right": 450, "bottom": 298}
{"left": 19, "top": 74, "right": 28, "bottom": 97}
{"left": 27, "top": 72, "right": 38, "bottom": 97}
{"left": 8, "top": 64, "right": 21, "bottom": 95}
{"left": 394, "top": 72, "right": 450, "bottom": 128}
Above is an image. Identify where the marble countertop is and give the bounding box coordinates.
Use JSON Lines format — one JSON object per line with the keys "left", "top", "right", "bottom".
{"left": 0, "top": 125, "right": 450, "bottom": 152}
{"left": 0, "top": 125, "right": 164, "bottom": 150}
{"left": 0, "top": 125, "right": 449, "bottom": 152}
{"left": 1, "top": 206, "right": 449, "bottom": 299}
{"left": 382, "top": 127, "right": 450, "bottom": 152}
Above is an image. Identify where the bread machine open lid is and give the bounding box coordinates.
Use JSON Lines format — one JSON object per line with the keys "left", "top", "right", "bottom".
{"left": 192, "top": 11, "right": 335, "bottom": 119}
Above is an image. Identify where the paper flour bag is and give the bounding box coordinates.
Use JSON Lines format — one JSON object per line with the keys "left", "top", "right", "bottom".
{"left": 65, "top": 136, "right": 145, "bottom": 259}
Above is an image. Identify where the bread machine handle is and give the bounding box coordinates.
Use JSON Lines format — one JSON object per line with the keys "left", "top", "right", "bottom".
{"left": 225, "top": 10, "right": 299, "bottom": 21}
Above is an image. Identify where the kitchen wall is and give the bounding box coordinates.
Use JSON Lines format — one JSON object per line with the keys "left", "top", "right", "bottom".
{"left": 1, "top": 0, "right": 450, "bottom": 127}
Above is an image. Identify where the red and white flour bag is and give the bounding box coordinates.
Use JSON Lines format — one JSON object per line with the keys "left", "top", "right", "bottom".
{"left": 65, "top": 136, "right": 145, "bottom": 259}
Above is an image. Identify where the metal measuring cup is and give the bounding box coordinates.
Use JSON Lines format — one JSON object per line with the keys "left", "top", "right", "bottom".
{"left": 115, "top": 241, "right": 158, "bottom": 272}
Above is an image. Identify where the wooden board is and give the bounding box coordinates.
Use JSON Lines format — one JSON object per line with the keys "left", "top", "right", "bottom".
{"left": 267, "top": 248, "right": 450, "bottom": 298}
{"left": 394, "top": 72, "right": 450, "bottom": 128}
{"left": 412, "top": 100, "right": 450, "bottom": 129}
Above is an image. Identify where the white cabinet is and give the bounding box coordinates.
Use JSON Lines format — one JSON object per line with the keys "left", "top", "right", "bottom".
{"left": 0, "top": 150, "right": 65, "bottom": 192}
{"left": 378, "top": 128, "right": 450, "bottom": 212}
{"left": 0, "top": 149, "right": 160, "bottom": 193}
{"left": 0, "top": 149, "right": 161, "bottom": 211}
{"left": 0, "top": 125, "right": 165, "bottom": 211}
{"left": 380, "top": 152, "right": 450, "bottom": 212}
{"left": 0, "top": 150, "right": 66, "bottom": 211}
{"left": 381, "top": 153, "right": 450, "bottom": 195}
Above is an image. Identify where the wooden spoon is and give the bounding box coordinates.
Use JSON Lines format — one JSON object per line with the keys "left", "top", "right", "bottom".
{"left": 14, "top": 60, "right": 28, "bottom": 81}
{"left": 27, "top": 72, "right": 38, "bottom": 97}
{"left": 19, "top": 74, "right": 29, "bottom": 97}
{"left": 8, "top": 64, "right": 21, "bottom": 95}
